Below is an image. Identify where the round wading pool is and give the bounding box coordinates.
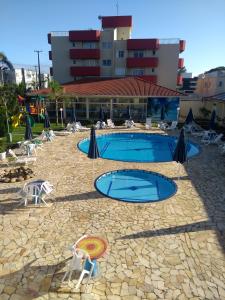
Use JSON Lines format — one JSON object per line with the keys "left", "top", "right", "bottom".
{"left": 78, "top": 132, "right": 199, "bottom": 163}
{"left": 95, "top": 169, "right": 177, "bottom": 203}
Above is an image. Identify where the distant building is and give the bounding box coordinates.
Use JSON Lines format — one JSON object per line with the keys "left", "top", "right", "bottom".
{"left": 179, "top": 73, "right": 198, "bottom": 95}
{"left": 195, "top": 70, "right": 225, "bottom": 97}
{"left": 14, "top": 65, "right": 49, "bottom": 89}
{"left": 48, "top": 15, "right": 185, "bottom": 90}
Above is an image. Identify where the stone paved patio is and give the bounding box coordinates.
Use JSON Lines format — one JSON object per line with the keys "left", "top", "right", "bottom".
{"left": 0, "top": 128, "right": 225, "bottom": 300}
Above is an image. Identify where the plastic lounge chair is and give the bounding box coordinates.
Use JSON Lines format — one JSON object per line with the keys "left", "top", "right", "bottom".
{"left": 95, "top": 121, "right": 106, "bottom": 129}
{"left": 158, "top": 121, "right": 167, "bottom": 130}
{"left": 145, "top": 118, "right": 152, "bottom": 129}
{"left": 19, "top": 180, "right": 53, "bottom": 206}
{"left": 201, "top": 132, "right": 220, "bottom": 145}
{"left": 75, "top": 254, "right": 94, "bottom": 290}
{"left": 21, "top": 143, "right": 37, "bottom": 156}
{"left": 7, "top": 149, "right": 36, "bottom": 165}
{"left": 125, "top": 120, "right": 135, "bottom": 128}
{"left": 165, "top": 121, "right": 178, "bottom": 130}
{"left": 107, "top": 119, "right": 115, "bottom": 128}
{"left": 75, "top": 122, "right": 90, "bottom": 131}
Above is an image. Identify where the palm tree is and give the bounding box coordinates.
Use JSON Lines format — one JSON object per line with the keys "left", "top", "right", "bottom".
{"left": 48, "top": 80, "right": 63, "bottom": 125}
{"left": 0, "top": 52, "right": 15, "bottom": 84}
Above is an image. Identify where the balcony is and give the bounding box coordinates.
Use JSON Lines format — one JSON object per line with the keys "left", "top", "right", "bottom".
{"left": 127, "top": 39, "right": 159, "bottom": 50}
{"left": 127, "top": 57, "right": 158, "bottom": 68}
{"left": 101, "top": 16, "right": 132, "bottom": 28}
{"left": 139, "top": 75, "right": 157, "bottom": 84}
{"left": 70, "top": 66, "right": 100, "bottom": 76}
{"left": 49, "top": 51, "right": 52, "bottom": 60}
{"left": 177, "top": 75, "right": 183, "bottom": 86}
{"left": 70, "top": 49, "right": 100, "bottom": 59}
{"left": 47, "top": 33, "right": 51, "bottom": 44}
{"left": 178, "top": 58, "right": 184, "bottom": 68}
{"left": 69, "top": 30, "right": 100, "bottom": 42}
{"left": 179, "top": 40, "right": 186, "bottom": 52}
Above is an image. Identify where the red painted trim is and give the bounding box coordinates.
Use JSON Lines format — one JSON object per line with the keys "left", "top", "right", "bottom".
{"left": 49, "top": 51, "right": 52, "bottom": 60}
{"left": 179, "top": 40, "right": 186, "bottom": 52}
{"left": 47, "top": 33, "right": 51, "bottom": 44}
{"left": 70, "top": 66, "right": 100, "bottom": 76}
{"left": 127, "top": 57, "right": 158, "bottom": 68}
{"left": 70, "top": 49, "right": 100, "bottom": 59}
{"left": 127, "top": 39, "right": 159, "bottom": 50}
{"left": 69, "top": 30, "right": 100, "bottom": 41}
{"left": 101, "top": 16, "right": 132, "bottom": 28}
{"left": 177, "top": 75, "right": 183, "bottom": 85}
{"left": 178, "top": 58, "right": 184, "bottom": 68}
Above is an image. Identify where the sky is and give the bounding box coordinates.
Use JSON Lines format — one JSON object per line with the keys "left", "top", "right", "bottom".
{"left": 1, "top": 0, "right": 225, "bottom": 76}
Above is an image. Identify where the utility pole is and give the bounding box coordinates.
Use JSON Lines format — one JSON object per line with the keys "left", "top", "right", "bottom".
{"left": 34, "top": 65, "right": 38, "bottom": 89}
{"left": 34, "top": 50, "right": 42, "bottom": 89}
{"left": 116, "top": 1, "right": 119, "bottom": 16}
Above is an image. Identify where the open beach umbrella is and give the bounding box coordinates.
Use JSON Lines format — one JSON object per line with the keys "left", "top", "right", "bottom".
{"left": 24, "top": 115, "right": 33, "bottom": 140}
{"left": 160, "top": 105, "right": 165, "bottom": 121}
{"left": 209, "top": 109, "right": 216, "bottom": 130}
{"left": 172, "top": 128, "right": 187, "bottom": 179}
{"left": 126, "top": 105, "right": 131, "bottom": 120}
{"left": 44, "top": 109, "right": 51, "bottom": 129}
{"left": 185, "top": 108, "right": 194, "bottom": 124}
{"left": 88, "top": 126, "right": 100, "bottom": 181}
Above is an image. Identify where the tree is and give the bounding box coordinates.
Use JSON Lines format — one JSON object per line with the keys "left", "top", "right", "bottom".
{"left": 48, "top": 80, "right": 63, "bottom": 125}
{"left": 205, "top": 66, "right": 225, "bottom": 74}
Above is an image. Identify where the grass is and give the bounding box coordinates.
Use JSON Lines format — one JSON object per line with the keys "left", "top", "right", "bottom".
{"left": 0, "top": 123, "right": 63, "bottom": 152}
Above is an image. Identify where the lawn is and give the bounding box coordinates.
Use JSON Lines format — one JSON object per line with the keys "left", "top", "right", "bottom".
{"left": 0, "top": 122, "right": 63, "bottom": 152}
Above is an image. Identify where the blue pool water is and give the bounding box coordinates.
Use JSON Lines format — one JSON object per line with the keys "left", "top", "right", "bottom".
{"left": 95, "top": 169, "right": 177, "bottom": 203}
{"left": 78, "top": 132, "right": 199, "bottom": 163}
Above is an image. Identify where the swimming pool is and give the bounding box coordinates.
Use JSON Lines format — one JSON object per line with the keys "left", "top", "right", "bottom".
{"left": 95, "top": 169, "right": 177, "bottom": 203}
{"left": 78, "top": 132, "right": 199, "bottom": 163}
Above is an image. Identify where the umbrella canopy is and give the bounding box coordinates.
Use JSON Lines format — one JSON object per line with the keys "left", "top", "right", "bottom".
{"left": 44, "top": 110, "right": 51, "bottom": 129}
{"left": 24, "top": 115, "right": 33, "bottom": 140}
{"left": 172, "top": 128, "right": 187, "bottom": 164}
{"left": 209, "top": 110, "right": 216, "bottom": 130}
{"left": 160, "top": 105, "right": 165, "bottom": 121}
{"left": 99, "top": 106, "right": 104, "bottom": 122}
{"left": 88, "top": 126, "right": 100, "bottom": 159}
{"left": 185, "top": 108, "right": 194, "bottom": 124}
{"left": 126, "top": 106, "right": 131, "bottom": 120}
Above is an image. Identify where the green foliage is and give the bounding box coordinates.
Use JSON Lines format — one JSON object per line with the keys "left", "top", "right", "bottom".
{"left": 205, "top": 66, "right": 225, "bottom": 74}
{"left": 199, "top": 107, "right": 211, "bottom": 118}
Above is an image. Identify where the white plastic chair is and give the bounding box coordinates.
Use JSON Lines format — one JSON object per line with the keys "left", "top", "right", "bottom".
{"left": 165, "top": 121, "right": 178, "bottom": 130}
{"left": 62, "top": 248, "right": 88, "bottom": 282}
{"left": 75, "top": 254, "right": 94, "bottom": 290}
{"left": 19, "top": 180, "right": 53, "bottom": 206}
{"left": 107, "top": 119, "right": 115, "bottom": 128}
{"left": 202, "top": 133, "right": 223, "bottom": 145}
{"left": 7, "top": 149, "right": 36, "bottom": 165}
{"left": 125, "top": 120, "right": 135, "bottom": 128}
{"left": 95, "top": 121, "right": 106, "bottom": 129}
{"left": 145, "top": 118, "right": 152, "bottom": 129}
{"left": 75, "top": 122, "right": 90, "bottom": 131}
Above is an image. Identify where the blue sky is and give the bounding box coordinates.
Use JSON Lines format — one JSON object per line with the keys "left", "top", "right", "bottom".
{"left": 2, "top": 0, "right": 225, "bottom": 76}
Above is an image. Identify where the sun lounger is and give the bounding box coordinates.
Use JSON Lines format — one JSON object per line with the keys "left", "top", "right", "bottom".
{"left": 95, "top": 121, "right": 106, "bottom": 129}
{"left": 75, "top": 122, "right": 90, "bottom": 131}
{"left": 107, "top": 119, "right": 115, "bottom": 128}
{"left": 125, "top": 120, "right": 135, "bottom": 128}
{"left": 145, "top": 118, "right": 152, "bottom": 129}
{"left": 7, "top": 149, "right": 36, "bottom": 165}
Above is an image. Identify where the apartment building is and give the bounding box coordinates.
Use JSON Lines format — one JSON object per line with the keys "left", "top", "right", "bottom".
{"left": 48, "top": 15, "right": 185, "bottom": 90}
{"left": 195, "top": 70, "right": 225, "bottom": 97}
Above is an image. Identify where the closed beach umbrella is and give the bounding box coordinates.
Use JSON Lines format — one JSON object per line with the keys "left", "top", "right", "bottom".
{"left": 88, "top": 126, "right": 100, "bottom": 182}
{"left": 24, "top": 115, "right": 33, "bottom": 140}
{"left": 99, "top": 106, "right": 104, "bottom": 122}
{"left": 173, "top": 128, "right": 187, "bottom": 179}
{"left": 209, "top": 110, "right": 216, "bottom": 130}
{"left": 185, "top": 108, "right": 194, "bottom": 124}
{"left": 126, "top": 105, "right": 131, "bottom": 120}
{"left": 160, "top": 105, "right": 165, "bottom": 121}
{"left": 71, "top": 108, "right": 76, "bottom": 123}
{"left": 88, "top": 126, "right": 100, "bottom": 159}
{"left": 44, "top": 109, "right": 51, "bottom": 129}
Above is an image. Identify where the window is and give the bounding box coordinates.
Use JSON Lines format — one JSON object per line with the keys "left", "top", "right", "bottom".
{"left": 152, "top": 50, "right": 155, "bottom": 55}
{"left": 102, "top": 59, "right": 112, "bottom": 66}
{"left": 102, "top": 42, "right": 112, "bottom": 49}
{"left": 83, "top": 42, "right": 96, "bottom": 49}
{"left": 152, "top": 68, "right": 154, "bottom": 72}
{"left": 85, "top": 60, "right": 97, "bottom": 66}
{"left": 133, "top": 69, "right": 144, "bottom": 76}
{"left": 134, "top": 51, "right": 144, "bottom": 58}
{"left": 218, "top": 81, "right": 223, "bottom": 87}
{"left": 73, "top": 60, "right": 76, "bottom": 64}
{"left": 115, "top": 68, "right": 125, "bottom": 76}
{"left": 72, "top": 42, "right": 76, "bottom": 47}
{"left": 117, "top": 50, "right": 124, "bottom": 58}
